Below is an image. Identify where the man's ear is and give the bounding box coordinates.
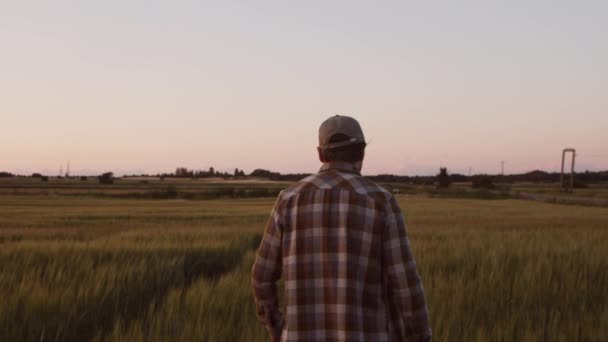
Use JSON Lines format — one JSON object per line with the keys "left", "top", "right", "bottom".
{"left": 317, "top": 147, "right": 327, "bottom": 163}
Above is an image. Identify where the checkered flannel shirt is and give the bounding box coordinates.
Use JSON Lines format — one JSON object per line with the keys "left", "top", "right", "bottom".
{"left": 252, "top": 162, "right": 431, "bottom": 341}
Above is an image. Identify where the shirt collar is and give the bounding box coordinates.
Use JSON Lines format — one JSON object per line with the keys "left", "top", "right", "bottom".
{"left": 319, "top": 161, "right": 361, "bottom": 175}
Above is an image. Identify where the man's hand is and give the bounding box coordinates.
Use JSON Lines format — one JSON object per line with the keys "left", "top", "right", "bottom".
{"left": 269, "top": 326, "right": 282, "bottom": 342}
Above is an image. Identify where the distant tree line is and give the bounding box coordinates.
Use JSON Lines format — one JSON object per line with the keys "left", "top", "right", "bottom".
{"left": 154, "top": 167, "right": 311, "bottom": 181}
{"left": 3, "top": 168, "right": 608, "bottom": 184}
{"left": 156, "top": 167, "right": 247, "bottom": 179}
{"left": 235, "top": 168, "right": 608, "bottom": 184}
{"left": 369, "top": 170, "right": 608, "bottom": 185}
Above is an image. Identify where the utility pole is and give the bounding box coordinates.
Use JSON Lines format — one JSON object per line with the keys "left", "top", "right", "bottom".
{"left": 66, "top": 161, "right": 70, "bottom": 178}
{"left": 560, "top": 148, "right": 576, "bottom": 192}
{"left": 501, "top": 160, "right": 504, "bottom": 176}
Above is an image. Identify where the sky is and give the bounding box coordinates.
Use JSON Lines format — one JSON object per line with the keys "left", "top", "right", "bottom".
{"left": 1, "top": 0, "right": 607, "bottom": 176}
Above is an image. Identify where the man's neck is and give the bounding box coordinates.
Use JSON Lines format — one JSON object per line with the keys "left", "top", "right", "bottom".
{"left": 320, "top": 161, "right": 362, "bottom": 175}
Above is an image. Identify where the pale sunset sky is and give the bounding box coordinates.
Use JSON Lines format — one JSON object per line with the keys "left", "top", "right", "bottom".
{"left": 1, "top": 1, "right": 606, "bottom": 176}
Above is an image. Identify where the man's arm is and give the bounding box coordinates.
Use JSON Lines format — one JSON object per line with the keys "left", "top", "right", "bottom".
{"left": 382, "top": 195, "right": 431, "bottom": 341}
{"left": 251, "top": 195, "right": 284, "bottom": 340}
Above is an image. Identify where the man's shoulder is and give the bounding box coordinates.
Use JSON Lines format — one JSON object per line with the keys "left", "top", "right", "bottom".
{"left": 279, "top": 173, "right": 321, "bottom": 199}
{"left": 352, "top": 174, "right": 392, "bottom": 196}
{"left": 280, "top": 171, "right": 393, "bottom": 201}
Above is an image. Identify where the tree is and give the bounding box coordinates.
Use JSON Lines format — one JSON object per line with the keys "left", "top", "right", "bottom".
{"left": 208, "top": 167, "right": 215, "bottom": 177}
{"left": 175, "top": 167, "right": 185, "bottom": 177}
{"left": 437, "top": 167, "right": 451, "bottom": 188}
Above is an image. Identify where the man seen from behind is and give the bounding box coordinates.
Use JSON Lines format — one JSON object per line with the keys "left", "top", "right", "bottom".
{"left": 252, "top": 115, "right": 431, "bottom": 341}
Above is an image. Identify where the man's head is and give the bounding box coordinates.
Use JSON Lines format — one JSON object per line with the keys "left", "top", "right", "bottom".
{"left": 317, "top": 115, "right": 367, "bottom": 168}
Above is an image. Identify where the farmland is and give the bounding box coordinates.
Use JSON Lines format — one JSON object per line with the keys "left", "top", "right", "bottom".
{"left": 0, "top": 177, "right": 607, "bottom": 341}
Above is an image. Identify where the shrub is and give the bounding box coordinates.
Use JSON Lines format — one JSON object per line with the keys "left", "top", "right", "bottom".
{"left": 472, "top": 176, "right": 494, "bottom": 189}
{"left": 562, "top": 178, "right": 588, "bottom": 189}
{"left": 98, "top": 172, "right": 114, "bottom": 185}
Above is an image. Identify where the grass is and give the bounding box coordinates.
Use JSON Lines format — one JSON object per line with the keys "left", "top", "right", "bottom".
{"left": 0, "top": 228, "right": 259, "bottom": 342}
{"left": 0, "top": 182, "right": 607, "bottom": 341}
{"left": 98, "top": 252, "right": 268, "bottom": 342}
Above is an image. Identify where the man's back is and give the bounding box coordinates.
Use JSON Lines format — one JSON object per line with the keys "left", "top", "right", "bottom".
{"left": 252, "top": 162, "right": 431, "bottom": 341}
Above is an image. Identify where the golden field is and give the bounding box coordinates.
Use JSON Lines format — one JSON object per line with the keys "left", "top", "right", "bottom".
{"left": 0, "top": 178, "right": 606, "bottom": 341}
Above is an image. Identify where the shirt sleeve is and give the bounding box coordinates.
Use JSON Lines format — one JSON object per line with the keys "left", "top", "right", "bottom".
{"left": 251, "top": 194, "right": 285, "bottom": 336}
{"left": 382, "top": 194, "right": 432, "bottom": 341}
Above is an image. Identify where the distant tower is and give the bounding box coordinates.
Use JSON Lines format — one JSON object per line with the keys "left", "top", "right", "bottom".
{"left": 501, "top": 160, "right": 504, "bottom": 176}
{"left": 66, "top": 161, "right": 70, "bottom": 177}
{"left": 59, "top": 165, "right": 63, "bottom": 177}
{"left": 560, "top": 148, "right": 576, "bottom": 192}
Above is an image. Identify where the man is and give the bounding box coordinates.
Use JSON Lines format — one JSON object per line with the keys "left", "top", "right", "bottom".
{"left": 252, "top": 115, "right": 431, "bottom": 341}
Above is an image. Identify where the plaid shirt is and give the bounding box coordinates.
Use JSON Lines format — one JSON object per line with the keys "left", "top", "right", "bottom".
{"left": 252, "top": 162, "right": 431, "bottom": 341}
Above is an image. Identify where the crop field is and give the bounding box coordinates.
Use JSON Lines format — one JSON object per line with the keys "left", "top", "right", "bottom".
{"left": 0, "top": 178, "right": 607, "bottom": 341}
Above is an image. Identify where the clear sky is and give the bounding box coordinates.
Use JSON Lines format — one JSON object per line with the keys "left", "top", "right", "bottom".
{"left": 2, "top": 0, "right": 607, "bottom": 176}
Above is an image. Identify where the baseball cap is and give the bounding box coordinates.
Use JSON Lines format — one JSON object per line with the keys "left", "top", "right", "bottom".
{"left": 318, "top": 115, "right": 366, "bottom": 149}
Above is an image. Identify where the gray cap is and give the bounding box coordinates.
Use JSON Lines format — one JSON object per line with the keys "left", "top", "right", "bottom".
{"left": 318, "top": 115, "right": 366, "bottom": 149}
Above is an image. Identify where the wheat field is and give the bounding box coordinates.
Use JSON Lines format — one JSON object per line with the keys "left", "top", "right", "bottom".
{"left": 0, "top": 182, "right": 606, "bottom": 341}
